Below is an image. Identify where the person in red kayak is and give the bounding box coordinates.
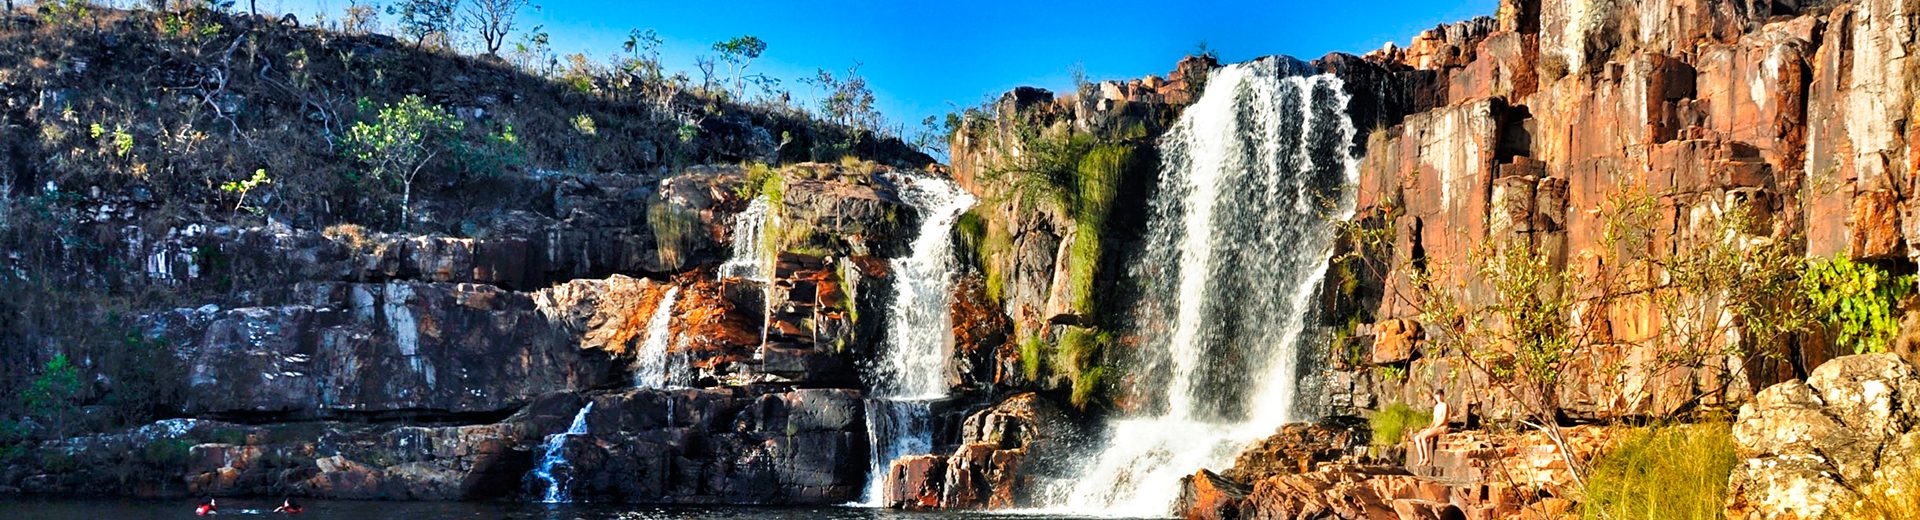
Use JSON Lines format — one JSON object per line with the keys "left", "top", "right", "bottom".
{"left": 194, "top": 498, "right": 218, "bottom": 515}
{"left": 273, "top": 498, "right": 304, "bottom": 514}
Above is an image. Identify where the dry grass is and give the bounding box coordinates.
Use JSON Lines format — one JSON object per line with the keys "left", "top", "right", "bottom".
{"left": 1578, "top": 423, "right": 1737, "bottom": 520}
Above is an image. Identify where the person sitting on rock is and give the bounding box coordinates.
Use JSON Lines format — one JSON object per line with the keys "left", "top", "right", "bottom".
{"left": 195, "top": 498, "right": 218, "bottom": 516}
{"left": 1409, "top": 389, "right": 1450, "bottom": 466}
{"left": 273, "top": 498, "right": 303, "bottom": 514}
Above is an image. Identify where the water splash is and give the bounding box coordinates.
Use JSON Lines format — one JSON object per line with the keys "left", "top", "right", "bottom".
{"left": 1044, "top": 58, "right": 1360, "bottom": 516}
{"left": 719, "top": 196, "right": 772, "bottom": 282}
{"left": 631, "top": 287, "right": 683, "bottom": 389}
{"left": 858, "top": 172, "right": 976, "bottom": 505}
{"left": 529, "top": 402, "right": 596, "bottom": 503}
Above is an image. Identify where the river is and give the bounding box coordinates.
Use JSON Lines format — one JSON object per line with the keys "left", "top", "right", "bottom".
{"left": 0, "top": 499, "right": 1149, "bottom": 519}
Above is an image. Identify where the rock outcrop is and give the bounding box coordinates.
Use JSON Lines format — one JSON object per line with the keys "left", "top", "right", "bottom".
{"left": 1727, "top": 353, "right": 1920, "bottom": 520}
{"left": 1176, "top": 422, "right": 1606, "bottom": 520}
{"left": 879, "top": 392, "right": 1083, "bottom": 510}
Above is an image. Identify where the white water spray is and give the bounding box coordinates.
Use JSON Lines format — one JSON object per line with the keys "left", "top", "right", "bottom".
{"left": 1044, "top": 58, "right": 1361, "bottom": 516}
{"left": 631, "top": 287, "right": 682, "bottom": 389}
{"left": 859, "top": 172, "right": 977, "bottom": 504}
{"left": 529, "top": 402, "right": 596, "bottom": 503}
{"left": 719, "top": 196, "right": 772, "bottom": 282}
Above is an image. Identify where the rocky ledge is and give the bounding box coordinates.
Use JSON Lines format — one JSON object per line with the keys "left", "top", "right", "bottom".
{"left": 1, "top": 386, "right": 870, "bottom": 504}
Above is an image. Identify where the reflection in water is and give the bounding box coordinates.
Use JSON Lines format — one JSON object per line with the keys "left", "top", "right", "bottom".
{"left": 0, "top": 499, "right": 1152, "bottom": 520}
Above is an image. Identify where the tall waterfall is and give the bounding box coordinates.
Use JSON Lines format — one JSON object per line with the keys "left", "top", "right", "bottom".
{"left": 718, "top": 196, "right": 772, "bottom": 281}
{"left": 859, "top": 172, "right": 977, "bottom": 504}
{"left": 631, "top": 287, "right": 682, "bottom": 389}
{"left": 529, "top": 402, "right": 596, "bottom": 503}
{"left": 1049, "top": 58, "right": 1360, "bottom": 515}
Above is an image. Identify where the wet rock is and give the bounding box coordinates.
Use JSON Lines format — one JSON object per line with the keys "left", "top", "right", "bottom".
{"left": 884, "top": 455, "right": 946, "bottom": 509}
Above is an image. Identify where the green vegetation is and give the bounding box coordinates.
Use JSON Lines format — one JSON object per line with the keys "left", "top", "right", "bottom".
{"left": 1803, "top": 255, "right": 1913, "bottom": 355}
{"left": 1368, "top": 402, "right": 1431, "bottom": 448}
{"left": 387, "top": 0, "right": 460, "bottom": 47}
{"left": 712, "top": 35, "right": 769, "bottom": 98}
{"left": 22, "top": 354, "right": 84, "bottom": 437}
{"left": 219, "top": 169, "right": 273, "bottom": 213}
{"left": 1579, "top": 423, "right": 1738, "bottom": 520}
{"left": 1057, "top": 327, "right": 1113, "bottom": 409}
{"left": 1020, "top": 335, "right": 1046, "bottom": 382}
{"left": 141, "top": 438, "right": 195, "bottom": 467}
{"left": 341, "top": 95, "right": 466, "bottom": 228}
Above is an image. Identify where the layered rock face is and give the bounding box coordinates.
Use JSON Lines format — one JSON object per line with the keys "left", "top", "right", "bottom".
{"left": 1330, "top": 0, "right": 1920, "bottom": 422}
{"left": 1, "top": 161, "right": 933, "bottom": 502}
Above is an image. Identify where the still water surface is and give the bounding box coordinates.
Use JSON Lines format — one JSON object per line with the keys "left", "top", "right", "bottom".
{"left": 0, "top": 499, "right": 1143, "bottom": 520}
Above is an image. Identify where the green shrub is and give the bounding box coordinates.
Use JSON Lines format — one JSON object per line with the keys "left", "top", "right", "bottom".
{"left": 141, "top": 439, "right": 194, "bottom": 467}
{"left": 1368, "top": 402, "right": 1431, "bottom": 448}
{"left": 23, "top": 354, "right": 84, "bottom": 437}
{"left": 1020, "top": 335, "right": 1047, "bottom": 381}
{"left": 1803, "top": 255, "right": 1913, "bottom": 355}
{"left": 1057, "top": 326, "right": 1113, "bottom": 409}
{"left": 1579, "top": 423, "right": 1737, "bottom": 520}
{"left": 340, "top": 95, "right": 466, "bottom": 228}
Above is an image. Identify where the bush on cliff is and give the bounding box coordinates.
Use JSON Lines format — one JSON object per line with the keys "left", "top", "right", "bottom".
{"left": 1803, "top": 255, "right": 1913, "bottom": 355}
{"left": 1578, "top": 422, "right": 1736, "bottom": 520}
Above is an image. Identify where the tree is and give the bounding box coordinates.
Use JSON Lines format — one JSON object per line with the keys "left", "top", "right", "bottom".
{"left": 804, "top": 63, "right": 880, "bottom": 132}
{"left": 711, "top": 35, "right": 767, "bottom": 98}
{"left": 462, "top": 0, "right": 529, "bottom": 56}
{"left": 22, "top": 354, "right": 83, "bottom": 438}
{"left": 387, "top": 0, "right": 459, "bottom": 47}
{"left": 342, "top": 96, "right": 465, "bottom": 228}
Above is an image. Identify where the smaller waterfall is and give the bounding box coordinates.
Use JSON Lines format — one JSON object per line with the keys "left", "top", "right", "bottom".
{"left": 857, "top": 172, "right": 976, "bottom": 505}
{"left": 529, "top": 402, "right": 595, "bottom": 503}
{"left": 860, "top": 399, "right": 935, "bottom": 504}
{"left": 718, "top": 196, "right": 772, "bottom": 281}
{"left": 631, "top": 287, "right": 683, "bottom": 388}
{"left": 873, "top": 173, "right": 978, "bottom": 399}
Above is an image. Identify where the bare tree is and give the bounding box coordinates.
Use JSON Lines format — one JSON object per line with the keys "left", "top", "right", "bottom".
{"left": 463, "top": 0, "right": 530, "bottom": 56}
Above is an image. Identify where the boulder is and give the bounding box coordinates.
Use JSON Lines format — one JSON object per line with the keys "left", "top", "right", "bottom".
{"left": 1727, "top": 354, "right": 1920, "bottom": 520}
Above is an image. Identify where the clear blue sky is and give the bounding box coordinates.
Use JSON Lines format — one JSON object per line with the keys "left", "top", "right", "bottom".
{"left": 269, "top": 0, "right": 1496, "bottom": 134}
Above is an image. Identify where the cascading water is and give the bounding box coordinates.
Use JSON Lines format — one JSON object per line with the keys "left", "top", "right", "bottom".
{"left": 718, "top": 196, "right": 772, "bottom": 281}
{"left": 528, "top": 402, "right": 596, "bottom": 503}
{"left": 1046, "top": 58, "right": 1360, "bottom": 516}
{"left": 858, "top": 172, "right": 977, "bottom": 504}
{"left": 631, "top": 287, "right": 682, "bottom": 389}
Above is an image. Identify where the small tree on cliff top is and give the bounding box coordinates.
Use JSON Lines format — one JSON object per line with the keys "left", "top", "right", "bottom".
{"left": 342, "top": 95, "right": 464, "bottom": 229}
{"left": 388, "top": 0, "right": 459, "bottom": 47}
{"left": 462, "top": 0, "right": 530, "bottom": 56}
{"left": 712, "top": 35, "right": 767, "bottom": 98}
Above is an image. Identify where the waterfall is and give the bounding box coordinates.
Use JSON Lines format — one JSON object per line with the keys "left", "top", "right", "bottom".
{"left": 874, "top": 173, "right": 978, "bottom": 399}
{"left": 631, "top": 287, "right": 682, "bottom": 389}
{"left": 1047, "top": 58, "right": 1360, "bottom": 515}
{"left": 529, "top": 402, "right": 596, "bottom": 503}
{"left": 718, "top": 196, "right": 772, "bottom": 281}
{"left": 858, "top": 172, "right": 977, "bottom": 504}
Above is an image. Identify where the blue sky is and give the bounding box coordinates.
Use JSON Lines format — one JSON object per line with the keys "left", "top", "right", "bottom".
{"left": 270, "top": 0, "right": 1496, "bottom": 134}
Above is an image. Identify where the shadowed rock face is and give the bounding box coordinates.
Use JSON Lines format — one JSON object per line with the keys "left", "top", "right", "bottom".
{"left": 157, "top": 281, "right": 620, "bottom": 419}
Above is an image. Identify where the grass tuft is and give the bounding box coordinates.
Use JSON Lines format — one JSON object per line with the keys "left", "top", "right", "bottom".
{"left": 1368, "top": 402, "right": 1431, "bottom": 448}
{"left": 1578, "top": 422, "right": 1737, "bottom": 520}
